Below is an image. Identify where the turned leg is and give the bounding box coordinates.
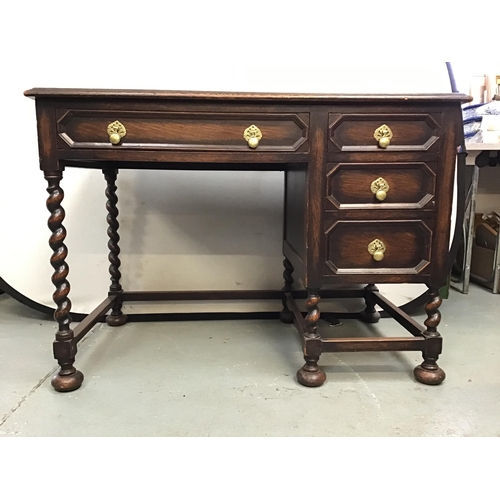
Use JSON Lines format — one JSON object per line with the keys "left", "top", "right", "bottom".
{"left": 297, "top": 289, "right": 326, "bottom": 387}
{"left": 414, "top": 288, "right": 446, "bottom": 385}
{"left": 103, "top": 168, "right": 127, "bottom": 326}
{"left": 45, "top": 172, "right": 84, "bottom": 392}
{"left": 361, "top": 284, "right": 381, "bottom": 323}
{"left": 279, "top": 257, "right": 294, "bottom": 324}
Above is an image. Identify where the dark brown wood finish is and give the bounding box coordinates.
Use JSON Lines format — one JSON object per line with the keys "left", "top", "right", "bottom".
{"left": 321, "top": 337, "right": 426, "bottom": 353}
{"left": 279, "top": 258, "right": 295, "bottom": 324}
{"left": 283, "top": 165, "right": 307, "bottom": 263}
{"left": 72, "top": 296, "right": 118, "bottom": 344}
{"left": 26, "top": 88, "right": 470, "bottom": 391}
{"left": 328, "top": 112, "right": 441, "bottom": 152}
{"left": 25, "top": 88, "right": 468, "bottom": 106}
{"left": 361, "top": 284, "right": 381, "bottom": 323}
{"left": 371, "top": 291, "right": 426, "bottom": 336}
{"left": 325, "top": 162, "right": 436, "bottom": 210}
{"left": 323, "top": 219, "right": 432, "bottom": 276}
{"left": 430, "top": 106, "right": 463, "bottom": 288}
{"left": 414, "top": 288, "right": 446, "bottom": 385}
{"left": 103, "top": 168, "right": 128, "bottom": 327}
{"left": 44, "top": 171, "right": 83, "bottom": 392}
{"left": 36, "top": 100, "right": 58, "bottom": 171}
{"left": 304, "top": 106, "right": 328, "bottom": 288}
{"left": 57, "top": 110, "right": 309, "bottom": 152}
{"left": 296, "top": 289, "right": 326, "bottom": 387}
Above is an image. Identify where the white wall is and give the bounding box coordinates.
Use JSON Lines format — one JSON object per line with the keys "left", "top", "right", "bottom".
{"left": 1, "top": 2, "right": 462, "bottom": 313}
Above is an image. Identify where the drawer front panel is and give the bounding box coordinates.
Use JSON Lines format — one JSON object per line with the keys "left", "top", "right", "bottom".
{"left": 323, "top": 220, "right": 432, "bottom": 275}
{"left": 57, "top": 110, "right": 309, "bottom": 151}
{"left": 325, "top": 162, "right": 436, "bottom": 210}
{"left": 328, "top": 113, "right": 440, "bottom": 152}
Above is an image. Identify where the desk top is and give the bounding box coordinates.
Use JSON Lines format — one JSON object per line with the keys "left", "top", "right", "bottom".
{"left": 24, "top": 88, "right": 471, "bottom": 104}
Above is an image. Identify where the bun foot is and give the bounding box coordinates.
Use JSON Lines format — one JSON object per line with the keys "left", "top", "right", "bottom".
{"left": 360, "top": 310, "right": 381, "bottom": 324}
{"left": 414, "top": 362, "right": 446, "bottom": 386}
{"left": 51, "top": 368, "right": 84, "bottom": 392}
{"left": 297, "top": 364, "right": 326, "bottom": 387}
{"left": 106, "top": 314, "right": 128, "bottom": 326}
{"left": 279, "top": 310, "right": 294, "bottom": 324}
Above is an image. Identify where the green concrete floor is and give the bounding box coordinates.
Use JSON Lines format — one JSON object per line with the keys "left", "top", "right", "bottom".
{"left": 0, "top": 284, "right": 499, "bottom": 437}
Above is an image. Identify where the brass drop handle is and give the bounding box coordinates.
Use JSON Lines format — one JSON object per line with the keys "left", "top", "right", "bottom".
{"left": 374, "top": 124, "right": 393, "bottom": 149}
{"left": 107, "top": 120, "right": 126, "bottom": 145}
{"left": 371, "top": 177, "right": 390, "bottom": 201}
{"left": 243, "top": 125, "right": 263, "bottom": 149}
{"left": 368, "top": 239, "right": 386, "bottom": 262}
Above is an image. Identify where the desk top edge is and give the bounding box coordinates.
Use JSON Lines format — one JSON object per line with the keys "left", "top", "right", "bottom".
{"left": 24, "top": 88, "right": 471, "bottom": 103}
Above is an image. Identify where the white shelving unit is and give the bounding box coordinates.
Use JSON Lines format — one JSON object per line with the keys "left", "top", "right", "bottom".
{"left": 453, "top": 143, "right": 500, "bottom": 294}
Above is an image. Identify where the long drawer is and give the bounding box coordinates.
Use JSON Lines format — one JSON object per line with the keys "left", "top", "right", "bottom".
{"left": 56, "top": 110, "right": 309, "bottom": 152}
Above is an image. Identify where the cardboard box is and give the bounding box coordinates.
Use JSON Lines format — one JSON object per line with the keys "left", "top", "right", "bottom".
{"left": 470, "top": 212, "right": 500, "bottom": 291}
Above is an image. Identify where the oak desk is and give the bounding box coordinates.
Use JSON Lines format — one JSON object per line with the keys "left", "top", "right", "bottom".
{"left": 25, "top": 88, "right": 469, "bottom": 392}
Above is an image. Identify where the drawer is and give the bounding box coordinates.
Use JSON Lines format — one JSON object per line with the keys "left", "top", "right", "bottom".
{"left": 328, "top": 113, "right": 440, "bottom": 152}
{"left": 56, "top": 110, "right": 309, "bottom": 152}
{"left": 323, "top": 220, "right": 432, "bottom": 275}
{"left": 325, "top": 162, "right": 436, "bottom": 210}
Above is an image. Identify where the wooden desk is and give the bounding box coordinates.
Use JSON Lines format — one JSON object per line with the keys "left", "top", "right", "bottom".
{"left": 25, "top": 88, "right": 469, "bottom": 392}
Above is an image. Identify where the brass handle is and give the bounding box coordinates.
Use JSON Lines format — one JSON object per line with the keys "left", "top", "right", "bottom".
{"left": 371, "top": 177, "right": 390, "bottom": 201}
{"left": 243, "top": 125, "right": 262, "bottom": 149}
{"left": 374, "top": 124, "right": 393, "bottom": 149}
{"left": 368, "top": 239, "right": 386, "bottom": 262}
{"left": 107, "top": 120, "right": 126, "bottom": 145}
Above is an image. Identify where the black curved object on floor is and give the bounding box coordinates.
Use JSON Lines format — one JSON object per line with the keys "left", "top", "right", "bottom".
{"left": 0, "top": 277, "right": 53, "bottom": 317}
{"left": 446, "top": 61, "right": 469, "bottom": 286}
